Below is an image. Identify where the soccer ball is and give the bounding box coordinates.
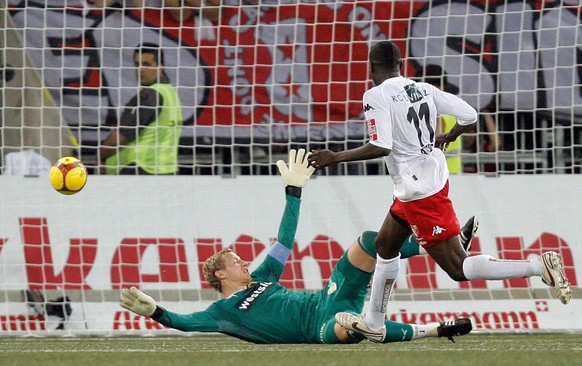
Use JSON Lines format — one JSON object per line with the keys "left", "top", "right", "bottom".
{"left": 49, "top": 157, "right": 88, "bottom": 195}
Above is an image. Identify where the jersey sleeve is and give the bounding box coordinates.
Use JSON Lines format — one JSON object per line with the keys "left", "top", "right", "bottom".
{"left": 363, "top": 88, "right": 393, "bottom": 150}
{"left": 251, "top": 194, "right": 301, "bottom": 282}
{"left": 425, "top": 83, "right": 478, "bottom": 126}
{"left": 155, "top": 307, "right": 220, "bottom": 333}
{"left": 118, "top": 88, "right": 163, "bottom": 141}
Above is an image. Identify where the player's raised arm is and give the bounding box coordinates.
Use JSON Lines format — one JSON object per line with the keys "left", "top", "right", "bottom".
{"left": 276, "top": 148, "right": 316, "bottom": 197}
{"left": 273, "top": 148, "right": 315, "bottom": 247}
{"left": 248, "top": 149, "right": 315, "bottom": 282}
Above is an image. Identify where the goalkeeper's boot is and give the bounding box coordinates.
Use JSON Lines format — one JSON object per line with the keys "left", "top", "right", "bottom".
{"left": 460, "top": 216, "right": 479, "bottom": 253}
{"left": 335, "top": 312, "right": 386, "bottom": 343}
{"left": 437, "top": 318, "right": 473, "bottom": 343}
{"left": 540, "top": 251, "right": 572, "bottom": 305}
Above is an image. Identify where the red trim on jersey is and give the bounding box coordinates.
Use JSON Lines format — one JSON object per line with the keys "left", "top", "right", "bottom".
{"left": 390, "top": 181, "right": 460, "bottom": 248}
{"left": 366, "top": 119, "right": 378, "bottom": 141}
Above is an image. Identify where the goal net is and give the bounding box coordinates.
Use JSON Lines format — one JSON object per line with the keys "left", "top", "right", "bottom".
{"left": 0, "top": 0, "right": 580, "bottom": 336}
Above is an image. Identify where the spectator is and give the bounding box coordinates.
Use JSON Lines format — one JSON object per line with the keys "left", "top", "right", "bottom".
{"left": 100, "top": 43, "right": 183, "bottom": 175}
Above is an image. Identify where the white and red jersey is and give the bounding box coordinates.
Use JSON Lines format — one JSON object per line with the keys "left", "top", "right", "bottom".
{"left": 363, "top": 76, "right": 477, "bottom": 201}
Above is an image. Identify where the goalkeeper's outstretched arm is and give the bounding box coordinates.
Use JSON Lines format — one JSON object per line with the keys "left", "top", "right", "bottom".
{"left": 119, "top": 287, "right": 220, "bottom": 333}
{"left": 119, "top": 287, "right": 157, "bottom": 317}
{"left": 119, "top": 149, "right": 316, "bottom": 330}
{"left": 275, "top": 148, "right": 315, "bottom": 244}
{"left": 249, "top": 149, "right": 316, "bottom": 281}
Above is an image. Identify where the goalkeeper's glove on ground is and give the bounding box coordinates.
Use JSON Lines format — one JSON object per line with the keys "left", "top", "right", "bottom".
{"left": 119, "top": 287, "right": 156, "bottom": 317}
{"left": 276, "top": 148, "right": 316, "bottom": 189}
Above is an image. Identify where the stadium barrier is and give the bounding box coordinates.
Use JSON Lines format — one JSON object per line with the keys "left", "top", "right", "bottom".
{"left": 0, "top": 175, "right": 580, "bottom": 335}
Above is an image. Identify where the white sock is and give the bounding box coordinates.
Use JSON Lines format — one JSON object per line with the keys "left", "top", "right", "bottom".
{"left": 462, "top": 254, "right": 543, "bottom": 280}
{"left": 364, "top": 254, "right": 400, "bottom": 329}
{"left": 411, "top": 323, "right": 439, "bottom": 339}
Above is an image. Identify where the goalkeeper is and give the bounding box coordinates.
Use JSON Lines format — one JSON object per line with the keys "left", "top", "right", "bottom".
{"left": 120, "top": 149, "right": 472, "bottom": 344}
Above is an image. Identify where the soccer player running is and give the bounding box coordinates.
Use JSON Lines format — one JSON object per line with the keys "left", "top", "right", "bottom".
{"left": 307, "top": 41, "right": 572, "bottom": 343}
{"left": 120, "top": 149, "right": 472, "bottom": 344}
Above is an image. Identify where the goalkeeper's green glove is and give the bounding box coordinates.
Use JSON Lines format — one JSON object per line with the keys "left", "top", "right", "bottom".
{"left": 276, "top": 148, "right": 316, "bottom": 188}
{"left": 119, "top": 287, "right": 156, "bottom": 317}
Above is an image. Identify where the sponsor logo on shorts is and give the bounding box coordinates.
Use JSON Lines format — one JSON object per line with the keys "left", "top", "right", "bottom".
{"left": 411, "top": 225, "right": 419, "bottom": 238}
{"left": 410, "top": 225, "right": 426, "bottom": 244}
{"left": 432, "top": 225, "right": 446, "bottom": 236}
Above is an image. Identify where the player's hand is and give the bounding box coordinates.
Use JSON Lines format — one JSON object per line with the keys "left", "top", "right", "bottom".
{"left": 119, "top": 287, "right": 157, "bottom": 317}
{"left": 307, "top": 149, "right": 336, "bottom": 169}
{"left": 435, "top": 133, "right": 454, "bottom": 151}
{"left": 276, "top": 148, "right": 316, "bottom": 188}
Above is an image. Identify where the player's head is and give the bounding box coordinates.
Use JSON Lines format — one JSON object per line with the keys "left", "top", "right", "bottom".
{"left": 369, "top": 41, "right": 402, "bottom": 85}
{"left": 134, "top": 43, "right": 164, "bottom": 86}
{"left": 203, "top": 248, "right": 251, "bottom": 293}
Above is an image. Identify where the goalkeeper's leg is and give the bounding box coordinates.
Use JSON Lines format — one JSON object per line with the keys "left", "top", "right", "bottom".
{"left": 358, "top": 230, "right": 421, "bottom": 260}
{"left": 332, "top": 317, "right": 472, "bottom": 343}
{"left": 381, "top": 318, "right": 472, "bottom": 343}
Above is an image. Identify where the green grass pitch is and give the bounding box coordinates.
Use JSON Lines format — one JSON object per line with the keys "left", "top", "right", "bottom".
{"left": 1, "top": 334, "right": 581, "bottom": 366}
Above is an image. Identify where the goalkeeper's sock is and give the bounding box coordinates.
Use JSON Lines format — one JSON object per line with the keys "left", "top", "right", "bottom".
{"left": 400, "top": 235, "right": 425, "bottom": 258}
{"left": 357, "top": 231, "right": 378, "bottom": 258}
{"left": 381, "top": 322, "right": 455, "bottom": 342}
{"left": 462, "top": 254, "right": 543, "bottom": 280}
{"left": 364, "top": 254, "right": 400, "bottom": 329}
{"left": 358, "top": 231, "right": 424, "bottom": 259}
{"left": 381, "top": 321, "right": 414, "bottom": 342}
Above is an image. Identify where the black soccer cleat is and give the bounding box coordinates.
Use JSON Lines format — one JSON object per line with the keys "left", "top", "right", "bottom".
{"left": 437, "top": 318, "right": 473, "bottom": 343}
{"left": 460, "top": 216, "right": 479, "bottom": 253}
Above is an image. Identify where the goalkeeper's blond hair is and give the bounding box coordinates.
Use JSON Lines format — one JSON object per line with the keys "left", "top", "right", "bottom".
{"left": 203, "top": 248, "right": 234, "bottom": 292}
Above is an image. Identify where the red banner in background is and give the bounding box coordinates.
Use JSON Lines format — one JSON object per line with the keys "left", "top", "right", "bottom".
{"left": 8, "top": 0, "right": 582, "bottom": 135}
{"left": 139, "top": 2, "right": 416, "bottom": 126}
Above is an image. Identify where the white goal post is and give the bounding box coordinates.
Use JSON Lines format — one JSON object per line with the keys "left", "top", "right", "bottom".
{"left": 0, "top": 0, "right": 580, "bottom": 336}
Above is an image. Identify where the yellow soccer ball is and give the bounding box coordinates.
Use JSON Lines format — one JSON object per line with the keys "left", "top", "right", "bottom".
{"left": 49, "top": 157, "right": 88, "bottom": 195}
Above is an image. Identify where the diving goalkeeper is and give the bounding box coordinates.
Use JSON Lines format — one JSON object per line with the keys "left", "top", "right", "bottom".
{"left": 120, "top": 149, "right": 472, "bottom": 344}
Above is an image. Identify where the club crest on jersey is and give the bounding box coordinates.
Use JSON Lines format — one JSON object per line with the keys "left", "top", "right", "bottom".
{"left": 367, "top": 119, "right": 378, "bottom": 140}
{"left": 404, "top": 84, "right": 424, "bottom": 103}
{"left": 327, "top": 280, "right": 337, "bottom": 295}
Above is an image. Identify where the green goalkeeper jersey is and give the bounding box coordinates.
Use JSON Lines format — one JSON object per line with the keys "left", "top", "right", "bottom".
{"left": 154, "top": 195, "right": 324, "bottom": 343}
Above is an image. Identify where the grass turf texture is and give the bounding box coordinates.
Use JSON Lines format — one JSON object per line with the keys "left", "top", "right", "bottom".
{"left": 1, "top": 334, "right": 580, "bottom": 366}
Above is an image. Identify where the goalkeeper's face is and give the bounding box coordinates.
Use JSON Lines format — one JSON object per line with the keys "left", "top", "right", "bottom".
{"left": 219, "top": 252, "right": 252, "bottom": 286}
